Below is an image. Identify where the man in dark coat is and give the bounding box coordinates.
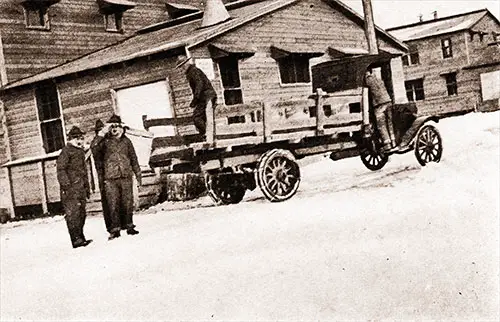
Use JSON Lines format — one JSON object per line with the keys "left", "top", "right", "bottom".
{"left": 91, "top": 119, "right": 112, "bottom": 232}
{"left": 365, "top": 70, "right": 396, "bottom": 152}
{"left": 176, "top": 55, "right": 217, "bottom": 135}
{"left": 91, "top": 115, "right": 141, "bottom": 240}
{"left": 56, "top": 126, "right": 92, "bottom": 248}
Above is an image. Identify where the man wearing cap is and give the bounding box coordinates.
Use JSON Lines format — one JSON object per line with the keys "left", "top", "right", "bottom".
{"left": 92, "top": 114, "right": 141, "bottom": 240}
{"left": 176, "top": 55, "right": 217, "bottom": 135}
{"left": 57, "top": 126, "right": 92, "bottom": 249}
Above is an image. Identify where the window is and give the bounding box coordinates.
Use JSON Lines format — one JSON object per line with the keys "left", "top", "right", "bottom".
{"left": 35, "top": 82, "right": 64, "bottom": 153}
{"left": 405, "top": 79, "right": 425, "bottom": 102}
{"left": 278, "top": 54, "right": 311, "bottom": 84}
{"left": 402, "top": 51, "right": 420, "bottom": 66}
{"left": 441, "top": 38, "right": 453, "bottom": 58}
{"left": 218, "top": 57, "right": 243, "bottom": 105}
{"left": 443, "top": 72, "right": 457, "bottom": 96}
{"left": 104, "top": 13, "right": 123, "bottom": 32}
{"left": 24, "top": 6, "right": 50, "bottom": 29}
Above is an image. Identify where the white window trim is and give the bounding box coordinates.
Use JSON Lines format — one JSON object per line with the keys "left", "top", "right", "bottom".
{"left": 216, "top": 58, "right": 245, "bottom": 106}
{"left": 276, "top": 57, "right": 313, "bottom": 88}
{"left": 441, "top": 38, "right": 453, "bottom": 59}
{"left": 33, "top": 84, "right": 66, "bottom": 155}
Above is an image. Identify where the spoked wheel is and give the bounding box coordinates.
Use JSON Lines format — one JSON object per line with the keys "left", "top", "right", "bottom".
{"left": 414, "top": 124, "right": 442, "bottom": 166}
{"left": 256, "top": 149, "right": 301, "bottom": 202}
{"left": 205, "top": 173, "right": 246, "bottom": 205}
{"left": 360, "top": 138, "right": 389, "bottom": 171}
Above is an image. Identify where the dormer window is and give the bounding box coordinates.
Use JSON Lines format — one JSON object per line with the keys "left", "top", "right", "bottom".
{"left": 20, "top": 0, "right": 60, "bottom": 30}
{"left": 96, "top": 0, "right": 136, "bottom": 32}
{"left": 104, "top": 12, "right": 123, "bottom": 32}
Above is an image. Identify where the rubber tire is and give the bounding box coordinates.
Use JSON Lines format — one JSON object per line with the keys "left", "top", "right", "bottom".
{"left": 414, "top": 124, "right": 442, "bottom": 166}
{"left": 255, "top": 149, "right": 301, "bottom": 202}
{"left": 205, "top": 174, "right": 246, "bottom": 205}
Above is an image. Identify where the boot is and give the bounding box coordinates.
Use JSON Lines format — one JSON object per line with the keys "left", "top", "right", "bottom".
{"left": 127, "top": 228, "right": 139, "bottom": 235}
{"left": 108, "top": 231, "right": 121, "bottom": 240}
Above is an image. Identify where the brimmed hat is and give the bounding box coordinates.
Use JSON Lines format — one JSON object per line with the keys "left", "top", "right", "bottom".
{"left": 175, "top": 55, "right": 191, "bottom": 69}
{"left": 67, "top": 126, "right": 85, "bottom": 139}
{"left": 94, "top": 119, "right": 104, "bottom": 133}
{"left": 106, "top": 114, "right": 129, "bottom": 129}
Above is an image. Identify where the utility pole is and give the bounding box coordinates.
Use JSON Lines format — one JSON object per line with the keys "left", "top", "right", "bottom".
{"left": 362, "top": 0, "right": 379, "bottom": 54}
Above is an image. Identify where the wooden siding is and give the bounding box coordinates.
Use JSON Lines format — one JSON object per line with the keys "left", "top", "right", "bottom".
{"left": 187, "top": 0, "right": 404, "bottom": 130}
{"left": 0, "top": 0, "right": 168, "bottom": 83}
{"left": 10, "top": 163, "right": 42, "bottom": 206}
{"left": 401, "top": 14, "right": 500, "bottom": 116}
{"left": 0, "top": 0, "right": 406, "bottom": 210}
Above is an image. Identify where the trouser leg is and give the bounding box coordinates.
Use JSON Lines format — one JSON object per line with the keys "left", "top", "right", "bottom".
{"left": 77, "top": 198, "right": 87, "bottom": 241}
{"left": 63, "top": 196, "right": 84, "bottom": 246}
{"left": 375, "top": 103, "right": 392, "bottom": 147}
{"left": 98, "top": 177, "right": 112, "bottom": 232}
{"left": 193, "top": 107, "right": 207, "bottom": 135}
{"left": 120, "top": 178, "right": 135, "bottom": 229}
{"left": 105, "top": 179, "right": 121, "bottom": 233}
{"left": 386, "top": 105, "right": 396, "bottom": 146}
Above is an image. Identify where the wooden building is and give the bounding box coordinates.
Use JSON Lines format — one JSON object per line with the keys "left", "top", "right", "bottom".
{"left": 0, "top": 0, "right": 218, "bottom": 85}
{"left": 0, "top": 0, "right": 408, "bottom": 219}
{"left": 387, "top": 9, "right": 500, "bottom": 116}
{"left": 0, "top": 0, "right": 219, "bottom": 215}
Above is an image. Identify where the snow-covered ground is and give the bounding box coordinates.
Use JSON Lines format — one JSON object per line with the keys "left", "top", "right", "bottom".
{"left": 1, "top": 111, "right": 499, "bottom": 321}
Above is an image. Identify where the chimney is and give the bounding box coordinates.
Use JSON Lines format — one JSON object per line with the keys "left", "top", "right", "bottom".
{"left": 433, "top": 11, "right": 438, "bottom": 19}
{"left": 361, "top": 0, "right": 378, "bottom": 54}
{"left": 418, "top": 14, "right": 423, "bottom": 22}
{"left": 201, "top": 0, "right": 231, "bottom": 28}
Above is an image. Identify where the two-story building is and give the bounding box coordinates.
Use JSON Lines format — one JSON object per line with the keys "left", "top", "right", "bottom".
{"left": 387, "top": 9, "right": 500, "bottom": 116}
{"left": 0, "top": 0, "right": 408, "bottom": 219}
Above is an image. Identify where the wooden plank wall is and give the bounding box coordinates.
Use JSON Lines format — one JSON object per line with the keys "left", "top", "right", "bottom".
{"left": 0, "top": 0, "right": 168, "bottom": 82}
{"left": 188, "top": 0, "right": 403, "bottom": 133}
{"left": 1, "top": 53, "right": 181, "bottom": 207}
{"left": 402, "top": 14, "right": 500, "bottom": 116}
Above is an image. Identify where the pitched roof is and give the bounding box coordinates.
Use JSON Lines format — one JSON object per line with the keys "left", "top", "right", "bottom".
{"left": 387, "top": 9, "right": 495, "bottom": 42}
{"left": 2, "top": 0, "right": 407, "bottom": 90}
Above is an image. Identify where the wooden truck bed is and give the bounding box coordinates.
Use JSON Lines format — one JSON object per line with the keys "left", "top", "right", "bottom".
{"left": 144, "top": 87, "right": 369, "bottom": 171}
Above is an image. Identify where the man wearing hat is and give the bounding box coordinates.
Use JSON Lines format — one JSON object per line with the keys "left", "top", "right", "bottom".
{"left": 57, "top": 126, "right": 92, "bottom": 248}
{"left": 176, "top": 55, "right": 217, "bottom": 135}
{"left": 91, "top": 119, "right": 111, "bottom": 232}
{"left": 92, "top": 114, "right": 141, "bottom": 240}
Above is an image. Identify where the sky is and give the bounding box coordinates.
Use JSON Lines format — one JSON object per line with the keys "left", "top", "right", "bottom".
{"left": 342, "top": 0, "right": 500, "bottom": 29}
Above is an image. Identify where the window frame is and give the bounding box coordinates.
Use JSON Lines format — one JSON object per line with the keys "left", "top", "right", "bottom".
{"left": 277, "top": 54, "right": 312, "bottom": 85}
{"left": 443, "top": 72, "right": 458, "bottom": 96}
{"left": 23, "top": 6, "right": 50, "bottom": 30}
{"left": 217, "top": 56, "right": 244, "bottom": 106}
{"left": 402, "top": 51, "right": 420, "bottom": 66}
{"left": 404, "top": 79, "right": 425, "bottom": 102}
{"left": 34, "top": 81, "right": 66, "bottom": 153}
{"left": 441, "top": 38, "right": 453, "bottom": 59}
{"left": 104, "top": 12, "right": 124, "bottom": 33}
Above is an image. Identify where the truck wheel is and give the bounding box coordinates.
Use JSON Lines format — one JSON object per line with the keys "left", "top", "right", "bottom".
{"left": 256, "top": 149, "right": 300, "bottom": 202}
{"left": 414, "top": 124, "right": 442, "bottom": 166}
{"left": 360, "top": 137, "right": 388, "bottom": 171}
{"left": 205, "top": 173, "right": 246, "bottom": 205}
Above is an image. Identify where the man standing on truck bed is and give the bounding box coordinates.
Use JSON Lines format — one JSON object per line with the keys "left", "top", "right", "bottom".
{"left": 365, "top": 70, "right": 396, "bottom": 152}
{"left": 176, "top": 55, "right": 217, "bottom": 135}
